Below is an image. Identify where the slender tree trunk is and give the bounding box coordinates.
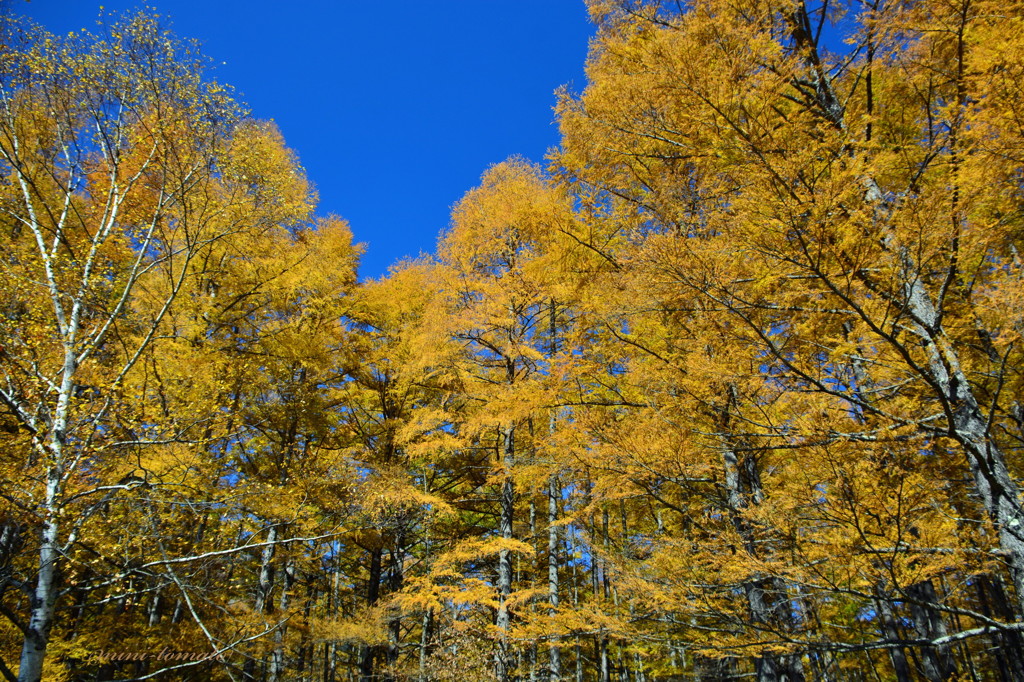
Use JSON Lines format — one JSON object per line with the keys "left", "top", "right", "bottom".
{"left": 359, "top": 545, "right": 383, "bottom": 682}
{"left": 18, "top": 344, "right": 76, "bottom": 682}
{"left": 575, "top": 637, "right": 584, "bottom": 682}
{"left": 386, "top": 544, "right": 404, "bottom": 680}
{"left": 718, "top": 389, "right": 804, "bottom": 682}
{"left": 695, "top": 654, "right": 737, "bottom": 682}
{"left": 496, "top": 423, "right": 516, "bottom": 682}
{"left": 529, "top": 498, "right": 538, "bottom": 682}
{"left": 975, "top": 574, "right": 1024, "bottom": 681}
{"left": 418, "top": 607, "right": 432, "bottom": 682}
{"left": 548, "top": 475, "right": 561, "bottom": 680}
{"left": 244, "top": 525, "right": 279, "bottom": 682}
{"left": 599, "top": 511, "right": 611, "bottom": 682}
{"left": 325, "top": 563, "right": 340, "bottom": 682}
{"left": 146, "top": 589, "right": 162, "bottom": 628}
{"left": 17, "top": 482, "right": 60, "bottom": 682}
{"left": 297, "top": 582, "right": 316, "bottom": 682}
{"left": 905, "top": 580, "right": 956, "bottom": 681}
{"left": 901, "top": 278, "right": 1024, "bottom": 613}
{"left": 875, "top": 589, "right": 912, "bottom": 682}
{"left": 570, "top": 530, "right": 584, "bottom": 682}
{"left": 597, "top": 631, "right": 610, "bottom": 682}
{"left": 270, "top": 558, "right": 295, "bottom": 682}
{"left": 633, "top": 652, "right": 646, "bottom": 682}
{"left": 545, "top": 299, "right": 562, "bottom": 682}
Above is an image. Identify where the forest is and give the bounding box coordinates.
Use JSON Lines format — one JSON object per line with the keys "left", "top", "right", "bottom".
{"left": 2, "top": 0, "right": 1024, "bottom": 680}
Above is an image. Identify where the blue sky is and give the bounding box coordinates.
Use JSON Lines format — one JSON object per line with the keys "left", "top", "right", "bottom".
{"left": 9, "top": 1, "right": 596, "bottom": 280}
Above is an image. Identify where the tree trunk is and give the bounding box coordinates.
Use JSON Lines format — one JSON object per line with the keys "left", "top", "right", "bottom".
{"left": 548, "top": 475, "right": 561, "bottom": 680}
{"left": 18, "top": 345, "right": 76, "bottom": 682}
{"left": 17, "top": 484, "right": 60, "bottom": 682}
{"left": 875, "top": 589, "right": 912, "bottom": 682}
{"left": 905, "top": 580, "right": 956, "bottom": 681}
{"left": 325, "top": 565, "right": 340, "bottom": 682}
{"left": 243, "top": 525, "right": 279, "bottom": 682}
{"left": 695, "top": 653, "right": 737, "bottom": 682}
{"left": 597, "top": 631, "right": 610, "bottom": 682}
{"left": 359, "top": 545, "right": 383, "bottom": 682}
{"left": 496, "top": 423, "right": 516, "bottom": 682}
{"left": 270, "top": 558, "right": 295, "bottom": 682}
{"left": 975, "top": 574, "right": 1024, "bottom": 682}
{"left": 418, "top": 607, "right": 432, "bottom": 682}
{"left": 719, "top": 389, "right": 804, "bottom": 682}
{"left": 386, "top": 544, "right": 404, "bottom": 679}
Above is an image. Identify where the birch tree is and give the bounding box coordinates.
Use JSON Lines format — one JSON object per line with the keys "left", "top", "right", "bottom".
{"left": 0, "top": 15, "right": 320, "bottom": 680}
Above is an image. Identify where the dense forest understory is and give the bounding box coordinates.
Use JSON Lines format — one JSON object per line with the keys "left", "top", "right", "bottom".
{"left": 3, "top": 0, "right": 1024, "bottom": 680}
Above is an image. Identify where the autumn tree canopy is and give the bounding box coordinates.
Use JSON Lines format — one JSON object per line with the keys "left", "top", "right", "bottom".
{"left": 3, "top": 1, "right": 1024, "bottom": 681}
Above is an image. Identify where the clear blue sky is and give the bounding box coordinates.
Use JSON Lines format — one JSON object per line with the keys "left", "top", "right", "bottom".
{"left": 8, "top": 1, "right": 596, "bottom": 280}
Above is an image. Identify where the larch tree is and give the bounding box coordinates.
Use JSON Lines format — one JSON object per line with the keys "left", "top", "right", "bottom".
{"left": 553, "top": 0, "right": 1024, "bottom": 675}
{"left": 425, "top": 158, "right": 580, "bottom": 682}
{"left": 333, "top": 260, "right": 465, "bottom": 682}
